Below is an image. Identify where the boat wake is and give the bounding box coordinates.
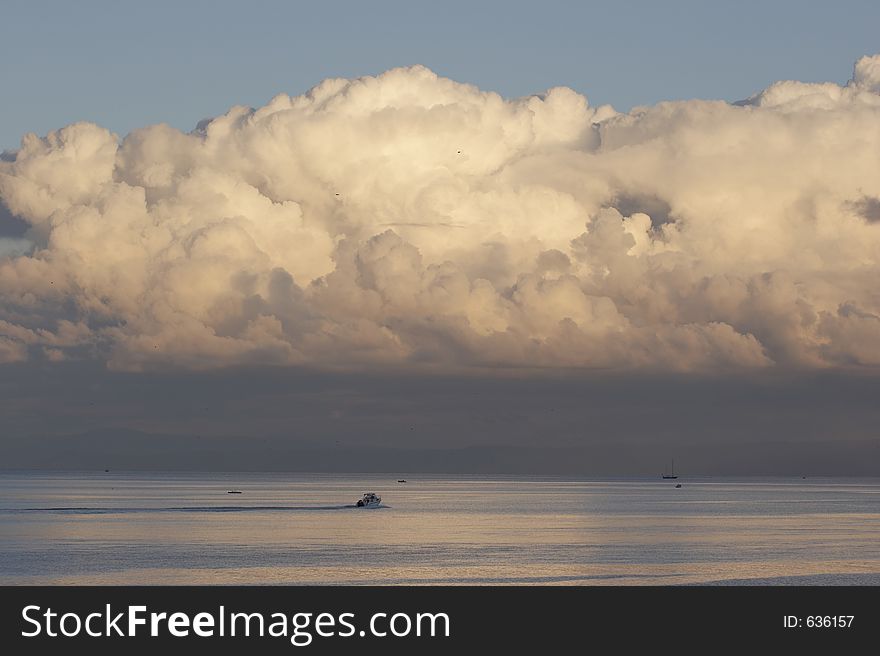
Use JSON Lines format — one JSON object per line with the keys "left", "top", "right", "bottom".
{"left": 10, "top": 504, "right": 390, "bottom": 515}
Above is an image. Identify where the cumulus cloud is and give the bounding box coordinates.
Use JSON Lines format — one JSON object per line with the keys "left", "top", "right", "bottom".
{"left": 2, "top": 57, "right": 880, "bottom": 373}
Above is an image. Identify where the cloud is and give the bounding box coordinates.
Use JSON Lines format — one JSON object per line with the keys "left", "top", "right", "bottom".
{"left": 1, "top": 57, "right": 880, "bottom": 373}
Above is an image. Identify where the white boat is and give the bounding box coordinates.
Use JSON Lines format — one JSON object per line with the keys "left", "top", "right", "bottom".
{"left": 355, "top": 492, "right": 382, "bottom": 508}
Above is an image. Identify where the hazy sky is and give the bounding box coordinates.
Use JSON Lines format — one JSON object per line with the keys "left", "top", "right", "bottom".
{"left": 2, "top": 2, "right": 880, "bottom": 474}
{"left": 2, "top": 362, "right": 879, "bottom": 475}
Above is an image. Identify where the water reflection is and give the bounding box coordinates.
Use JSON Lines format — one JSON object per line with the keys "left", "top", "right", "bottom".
{"left": 1, "top": 472, "right": 878, "bottom": 585}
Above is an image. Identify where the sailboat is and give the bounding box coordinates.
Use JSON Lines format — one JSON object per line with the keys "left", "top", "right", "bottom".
{"left": 662, "top": 459, "right": 678, "bottom": 480}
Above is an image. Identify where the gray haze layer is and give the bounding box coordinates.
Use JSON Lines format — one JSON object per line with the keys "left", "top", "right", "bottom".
{"left": 2, "top": 363, "right": 877, "bottom": 475}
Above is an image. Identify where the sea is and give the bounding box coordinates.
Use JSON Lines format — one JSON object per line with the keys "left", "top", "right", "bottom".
{"left": 1, "top": 472, "right": 879, "bottom": 585}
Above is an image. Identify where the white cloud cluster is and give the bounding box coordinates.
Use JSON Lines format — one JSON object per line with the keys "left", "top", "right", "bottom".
{"left": 2, "top": 57, "right": 880, "bottom": 372}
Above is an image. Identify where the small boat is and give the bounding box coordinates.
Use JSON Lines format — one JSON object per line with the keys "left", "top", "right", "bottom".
{"left": 661, "top": 459, "right": 678, "bottom": 480}
{"left": 356, "top": 492, "right": 382, "bottom": 508}
{"left": 675, "top": 483, "right": 682, "bottom": 488}
{"left": 226, "top": 490, "right": 242, "bottom": 494}
{"left": 397, "top": 479, "right": 406, "bottom": 483}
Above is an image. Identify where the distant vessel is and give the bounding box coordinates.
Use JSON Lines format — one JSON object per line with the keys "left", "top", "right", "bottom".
{"left": 662, "top": 460, "right": 678, "bottom": 480}
{"left": 397, "top": 479, "right": 407, "bottom": 483}
{"left": 226, "top": 490, "right": 242, "bottom": 494}
{"left": 356, "top": 492, "right": 382, "bottom": 508}
{"left": 675, "top": 483, "right": 682, "bottom": 488}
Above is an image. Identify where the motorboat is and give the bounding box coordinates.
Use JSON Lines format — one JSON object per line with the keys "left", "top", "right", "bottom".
{"left": 356, "top": 492, "right": 382, "bottom": 508}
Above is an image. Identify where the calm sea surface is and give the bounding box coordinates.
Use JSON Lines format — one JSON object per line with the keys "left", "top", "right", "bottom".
{"left": 1, "top": 472, "right": 878, "bottom": 585}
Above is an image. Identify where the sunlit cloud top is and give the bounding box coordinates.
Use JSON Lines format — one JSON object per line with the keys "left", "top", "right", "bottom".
{"left": 2, "top": 56, "right": 880, "bottom": 373}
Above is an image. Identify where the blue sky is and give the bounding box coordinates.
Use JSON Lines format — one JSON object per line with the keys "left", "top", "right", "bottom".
{"left": 1, "top": 0, "right": 879, "bottom": 150}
